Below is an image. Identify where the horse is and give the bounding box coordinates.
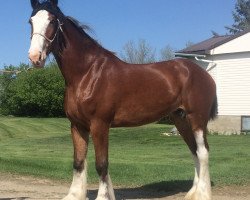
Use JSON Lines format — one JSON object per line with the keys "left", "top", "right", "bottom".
{"left": 28, "top": 1, "right": 217, "bottom": 200}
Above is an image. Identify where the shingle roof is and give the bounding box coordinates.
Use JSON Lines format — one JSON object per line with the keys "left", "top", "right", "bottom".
{"left": 176, "top": 29, "right": 250, "bottom": 55}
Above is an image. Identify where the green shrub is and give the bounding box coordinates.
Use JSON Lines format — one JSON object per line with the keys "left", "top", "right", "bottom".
{"left": 0, "top": 62, "right": 65, "bottom": 117}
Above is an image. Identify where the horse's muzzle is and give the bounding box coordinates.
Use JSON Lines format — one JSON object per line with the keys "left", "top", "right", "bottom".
{"left": 28, "top": 50, "right": 46, "bottom": 68}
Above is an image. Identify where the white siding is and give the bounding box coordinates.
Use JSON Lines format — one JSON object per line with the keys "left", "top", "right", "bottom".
{"left": 210, "top": 32, "right": 250, "bottom": 55}
{"left": 214, "top": 52, "right": 250, "bottom": 116}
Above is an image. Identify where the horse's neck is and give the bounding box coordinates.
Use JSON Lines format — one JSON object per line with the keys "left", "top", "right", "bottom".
{"left": 53, "top": 20, "right": 104, "bottom": 85}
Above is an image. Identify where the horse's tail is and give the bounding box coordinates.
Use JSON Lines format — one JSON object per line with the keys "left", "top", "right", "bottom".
{"left": 209, "top": 95, "right": 218, "bottom": 120}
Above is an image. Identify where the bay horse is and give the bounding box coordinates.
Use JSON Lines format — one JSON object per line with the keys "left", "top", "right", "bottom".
{"left": 28, "top": 1, "right": 217, "bottom": 200}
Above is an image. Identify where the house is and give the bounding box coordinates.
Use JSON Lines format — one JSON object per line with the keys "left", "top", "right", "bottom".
{"left": 175, "top": 29, "right": 250, "bottom": 134}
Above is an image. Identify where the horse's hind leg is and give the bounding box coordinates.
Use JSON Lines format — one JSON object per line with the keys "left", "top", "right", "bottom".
{"left": 171, "top": 112, "right": 199, "bottom": 198}
{"left": 188, "top": 113, "right": 211, "bottom": 200}
{"left": 91, "top": 119, "right": 115, "bottom": 200}
{"left": 171, "top": 111, "right": 211, "bottom": 200}
{"left": 63, "top": 124, "right": 89, "bottom": 200}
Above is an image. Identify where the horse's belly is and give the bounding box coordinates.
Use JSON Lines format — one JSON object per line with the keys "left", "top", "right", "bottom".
{"left": 112, "top": 96, "right": 178, "bottom": 127}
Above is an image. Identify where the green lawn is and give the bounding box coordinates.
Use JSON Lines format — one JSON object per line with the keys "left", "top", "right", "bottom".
{"left": 0, "top": 117, "right": 249, "bottom": 189}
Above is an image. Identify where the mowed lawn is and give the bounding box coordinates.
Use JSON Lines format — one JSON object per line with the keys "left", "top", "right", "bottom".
{"left": 0, "top": 117, "right": 249, "bottom": 189}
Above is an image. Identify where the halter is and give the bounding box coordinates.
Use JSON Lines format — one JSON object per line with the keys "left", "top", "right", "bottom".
{"left": 31, "top": 19, "right": 63, "bottom": 43}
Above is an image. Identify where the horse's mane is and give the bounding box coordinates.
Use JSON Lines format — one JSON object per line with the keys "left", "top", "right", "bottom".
{"left": 65, "top": 16, "right": 98, "bottom": 45}
{"left": 66, "top": 16, "right": 116, "bottom": 56}
{"left": 66, "top": 16, "right": 92, "bottom": 34}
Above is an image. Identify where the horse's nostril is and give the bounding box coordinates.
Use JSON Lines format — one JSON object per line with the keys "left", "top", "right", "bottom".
{"left": 29, "top": 50, "right": 42, "bottom": 63}
{"left": 39, "top": 52, "right": 42, "bottom": 61}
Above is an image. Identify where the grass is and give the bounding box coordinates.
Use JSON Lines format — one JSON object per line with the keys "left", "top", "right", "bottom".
{"left": 0, "top": 116, "right": 249, "bottom": 188}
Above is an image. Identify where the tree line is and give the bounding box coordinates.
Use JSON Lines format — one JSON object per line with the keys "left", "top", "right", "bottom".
{"left": 0, "top": 0, "right": 249, "bottom": 117}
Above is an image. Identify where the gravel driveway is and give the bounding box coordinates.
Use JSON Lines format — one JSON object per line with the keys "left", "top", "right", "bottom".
{"left": 0, "top": 173, "right": 249, "bottom": 200}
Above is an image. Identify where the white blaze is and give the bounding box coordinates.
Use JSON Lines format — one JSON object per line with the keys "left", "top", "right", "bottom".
{"left": 29, "top": 10, "right": 50, "bottom": 57}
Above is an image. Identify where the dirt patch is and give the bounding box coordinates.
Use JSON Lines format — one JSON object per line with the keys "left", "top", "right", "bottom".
{"left": 0, "top": 173, "right": 249, "bottom": 200}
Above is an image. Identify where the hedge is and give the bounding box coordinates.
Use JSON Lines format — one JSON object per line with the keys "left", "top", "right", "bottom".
{"left": 0, "top": 62, "right": 65, "bottom": 117}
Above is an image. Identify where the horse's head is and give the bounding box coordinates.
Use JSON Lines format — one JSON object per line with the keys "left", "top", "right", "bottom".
{"left": 28, "top": 0, "right": 64, "bottom": 67}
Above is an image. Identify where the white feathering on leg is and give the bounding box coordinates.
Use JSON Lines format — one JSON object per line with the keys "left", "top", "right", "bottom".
{"left": 96, "top": 173, "right": 115, "bottom": 200}
{"left": 185, "top": 155, "right": 200, "bottom": 199}
{"left": 193, "top": 130, "right": 211, "bottom": 200}
{"left": 63, "top": 160, "right": 88, "bottom": 200}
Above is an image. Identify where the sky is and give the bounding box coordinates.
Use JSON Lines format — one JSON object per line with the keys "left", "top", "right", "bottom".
{"left": 0, "top": 0, "right": 236, "bottom": 68}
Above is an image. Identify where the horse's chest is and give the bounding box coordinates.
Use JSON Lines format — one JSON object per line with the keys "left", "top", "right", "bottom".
{"left": 64, "top": 88, "right": 96, "bottom": 125}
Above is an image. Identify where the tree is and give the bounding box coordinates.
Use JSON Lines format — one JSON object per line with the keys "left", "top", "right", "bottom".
{"left": 226, "top": 0, "right": 250, "bottom": 34}
{"left": 211, "top": 30, "right": 221, "bottom": 37}
{"left": 160, "top": 45, "right": 175, "bottom": 61}
{"left": 120, "top": 39, "right": 156, "bottom": 64}
{"left": 185, "top": 41, "right": 194, "bottom": 48}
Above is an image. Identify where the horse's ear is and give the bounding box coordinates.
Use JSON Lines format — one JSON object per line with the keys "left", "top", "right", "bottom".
{"left": 30, "top": 0, "right": 39, "bottom": 9}
{"left": 50, "top": 0, "right": 58, "bottom": 6}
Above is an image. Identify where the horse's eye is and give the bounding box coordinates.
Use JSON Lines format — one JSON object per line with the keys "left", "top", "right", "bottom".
{"left": 50, "top": 20, "right": 56, "bottom": 25}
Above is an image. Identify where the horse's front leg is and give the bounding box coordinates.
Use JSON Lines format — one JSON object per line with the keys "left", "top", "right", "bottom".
{"left": 63, "top": 124, "right": 89, "bottom": 200}
{"left": 91, "top": 119, "right": 115, "bottom": 200}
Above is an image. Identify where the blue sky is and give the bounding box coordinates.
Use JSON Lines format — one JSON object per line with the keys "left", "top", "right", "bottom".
{"left": 0, "top": 0, "right": 235, "bottom": 68}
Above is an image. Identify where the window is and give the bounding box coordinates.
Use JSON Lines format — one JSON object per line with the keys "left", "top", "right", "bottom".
{"left": 241, "top": 116, "right": 250, "bottom": 132}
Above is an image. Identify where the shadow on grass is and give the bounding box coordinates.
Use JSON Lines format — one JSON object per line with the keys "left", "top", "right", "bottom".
{"left": 88, "top": 180, "right": 194, "bottom": 199}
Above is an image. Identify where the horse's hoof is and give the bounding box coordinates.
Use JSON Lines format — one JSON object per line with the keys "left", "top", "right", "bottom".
{"left": 62, "top": 194, "right": 87, "bottom": 200}
{"left": 95, "top": 198, "right": 109, "bottom": 200}
{"left": 185, "top": 189, "right": 211, "bottom": 200}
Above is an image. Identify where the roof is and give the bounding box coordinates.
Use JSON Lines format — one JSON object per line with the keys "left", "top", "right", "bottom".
{"left": 176, "top": 28, "right": 250, "bottom": 55}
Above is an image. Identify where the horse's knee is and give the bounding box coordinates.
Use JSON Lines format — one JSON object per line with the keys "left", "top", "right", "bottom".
{"left": 73, "top": 159, "right": 85, "bottom": 172}
{"left": 96, "top": 159, "right": 108, "bottom": 178}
